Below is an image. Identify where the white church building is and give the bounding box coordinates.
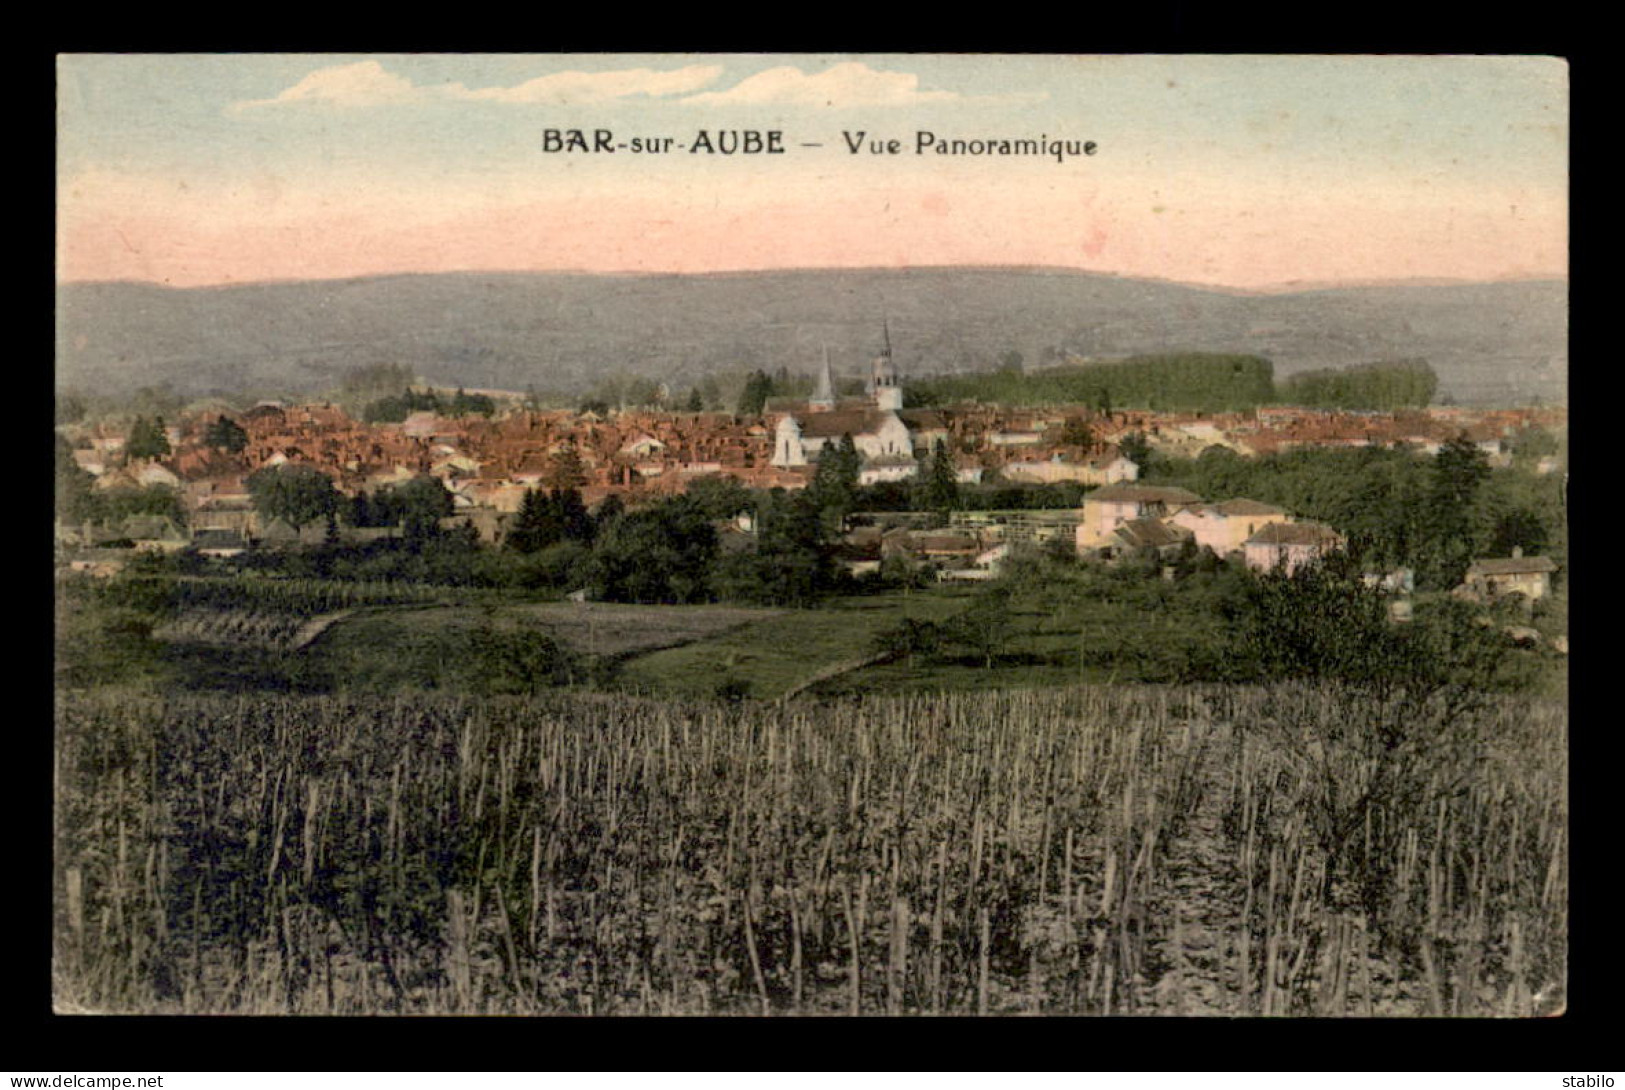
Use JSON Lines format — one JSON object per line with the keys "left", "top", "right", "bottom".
{"left": 771, "top": 330, "right": 926, "bottom": 481}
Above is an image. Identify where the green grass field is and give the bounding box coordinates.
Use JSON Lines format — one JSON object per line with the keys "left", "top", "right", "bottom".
{"left": 305, "top": 583, "right": 1212, "bottom": 700}
{"left": 309, "top": 600, "right": 771, "bottom": 692}
{"left": 615, "top": 590, "right": 973, "bottom": 699}
{"left": 815, "top": 588, "right": 1235, "bottom": 695}
{"left": 57, "top": 563, "right": 1567, "bottom": 701}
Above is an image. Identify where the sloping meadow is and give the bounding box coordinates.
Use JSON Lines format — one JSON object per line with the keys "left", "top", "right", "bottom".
{"left": 53, "top": 684, "right": 1565, "bottom": 1015}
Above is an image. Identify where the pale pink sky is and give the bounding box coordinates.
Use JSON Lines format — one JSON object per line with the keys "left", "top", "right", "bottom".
{"left": 57, "top": 169, "right": 1567, "bottom": 289}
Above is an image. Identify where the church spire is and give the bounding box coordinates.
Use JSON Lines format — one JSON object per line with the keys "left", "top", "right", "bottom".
{"left": 810, "top": 345, "right": 835, "bottom": 411}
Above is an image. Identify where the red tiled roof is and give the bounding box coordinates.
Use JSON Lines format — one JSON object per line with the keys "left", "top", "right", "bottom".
{"left": 789, "top": 409, "right": 895, "bottom": 439}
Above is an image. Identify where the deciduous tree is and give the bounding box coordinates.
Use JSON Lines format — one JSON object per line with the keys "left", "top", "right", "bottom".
{"left": 582, "top": 496, "right": 717, "bottom": 604}
{"left": 380, "top": 474, "right": 454, "bottom": 540}
{"left": 944, "top": 585, "right": 1014, "bottom": 668}
{"left": 246, "top": 464, "right": 341, "bottom": 532}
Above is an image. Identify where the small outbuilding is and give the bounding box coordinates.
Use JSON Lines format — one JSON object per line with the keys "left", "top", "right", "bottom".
{"left": 1459, "top": 548, "right": 1558, "bottom": 602}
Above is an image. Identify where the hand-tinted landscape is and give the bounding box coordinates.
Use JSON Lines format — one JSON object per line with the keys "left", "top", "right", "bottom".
{"left": 54, "top": 54, "right": 1568, "bottom": 1020}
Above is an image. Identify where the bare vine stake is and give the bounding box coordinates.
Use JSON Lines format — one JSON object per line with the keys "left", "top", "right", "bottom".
{"left": 889, "top": 896, "right": 906, "bottom": 1016}
{"left": 978, "top": 907, "right": 990, "bottom": 1016}
{"left": 931, "top": 840, "right": 946, "bottom": 1014}
{"left": 789, "top": 888, "right": 804, "bottom": 1012}
{"left": 742, "top": 885, "right": 770, "bottom": 1017}
{"left": 841, "top": 881, "right": 861, "bottom": 1017}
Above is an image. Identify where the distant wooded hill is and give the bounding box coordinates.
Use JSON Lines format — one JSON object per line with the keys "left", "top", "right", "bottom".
{"left": 55, "top": 268, "right": 1567, "bottom": 406}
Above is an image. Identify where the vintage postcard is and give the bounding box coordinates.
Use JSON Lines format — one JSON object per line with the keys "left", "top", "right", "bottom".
{"left": 54, "top": 53, "right": 1567, "bottom": 1016}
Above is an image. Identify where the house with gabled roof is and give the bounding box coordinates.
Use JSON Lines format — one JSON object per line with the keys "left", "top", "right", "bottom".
{"left": 256, "top": 518, "right": 332, "bottom": 548}
{"left": 400, "top": 411, "right": 442, "bottom": 439}
{"left": 1107, "top": 516, "right": 1194, "bottom": 559}
{"left": 1243, "top": 521, "right": 1344, "bottom": 574}
{"left": 1171, "top": 498, "right": 1290, "bottom": 557}
{"left": 122, "top": 514, "right": 189, "bottom": 552}
{"left": 1002, "top": 451, "right": 1140, "bottom": 487}
{"left": 620, "top": 433, "right": 666, "bottom": 459}
{"left": 1458, "top": 548, "right": 1558, "bottom": 602}
{"left": 857, "top": 452, "right": 919, "bottom": 485}
{"left": 92, "top": 466, "right": 143, "bottom": 493}
{"left": 1076, "top": 484, "right": 1203, "bottom": 550}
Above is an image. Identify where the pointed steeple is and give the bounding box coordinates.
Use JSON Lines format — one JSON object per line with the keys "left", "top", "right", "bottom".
{"left": 872, "top": 320, "right": 902, "bottom": 411}
{"left": 810, "top": 345, "right": 836, "bottom": 411}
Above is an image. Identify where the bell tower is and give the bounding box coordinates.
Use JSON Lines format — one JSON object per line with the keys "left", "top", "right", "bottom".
{"left": 871, "top": 320, "right": 903, "bottom": 411}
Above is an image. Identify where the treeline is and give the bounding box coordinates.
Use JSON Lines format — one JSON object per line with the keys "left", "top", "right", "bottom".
{"left": 362, "top": 386, "right": 496, "bottom": 424}
{"left": 906, "top": 353, "right": 1277, "bottom": 412}
{"left": 1277, "top": 359, "right": 1438, "bottom": 410}
{"left": 905, "top": 354, "right": 1438, "bottom": 412}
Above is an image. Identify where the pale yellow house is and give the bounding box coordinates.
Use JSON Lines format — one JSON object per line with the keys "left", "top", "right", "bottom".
{"left": 1001, "top": 453, "right": 1139, "bottom": 487}
{"left": 1076, "top": 484, "right": 1203, "bottom": 551}
{"left": 1459, "top": 550, "right": 1558, "bottom": 602}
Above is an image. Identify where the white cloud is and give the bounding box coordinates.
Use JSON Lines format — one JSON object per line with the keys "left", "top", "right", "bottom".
{"left": 682, "top": 62, "right": 972, "bottom": 108}
{"left": 229, "top": 60, "right": 725, "bottom": 114}
{"left": 445, "top": 65, "right": 723, "bottom": 104}
{"left": 229, "top": 61, "right": 419, "bottom": 113}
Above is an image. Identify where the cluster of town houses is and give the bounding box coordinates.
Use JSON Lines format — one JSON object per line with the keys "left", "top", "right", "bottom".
{"left": 58, "top": 339, "right": 1564, "bottom": 599}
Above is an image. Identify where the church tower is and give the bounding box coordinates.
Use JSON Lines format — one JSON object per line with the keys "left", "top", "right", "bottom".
{"left": 871, "top": 320, "right": 903, "bottom": 411}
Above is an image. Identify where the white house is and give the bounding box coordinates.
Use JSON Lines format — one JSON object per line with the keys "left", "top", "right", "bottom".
{"left": 1243, "top": 521, "right": 1344, "bottom": 574}
{"left": 619, "top": 433, "right": 666, "bottom": 459}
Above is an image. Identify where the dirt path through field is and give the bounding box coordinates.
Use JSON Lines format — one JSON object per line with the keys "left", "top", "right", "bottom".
{"left": 1141, "top": 718, "right": 1248, "bottom": 1015}
{"left": 778, "top": 651, "right": 892, "bottom": 701}
{"left": 288, "top": 610, "right": 355, "bottom": 651}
